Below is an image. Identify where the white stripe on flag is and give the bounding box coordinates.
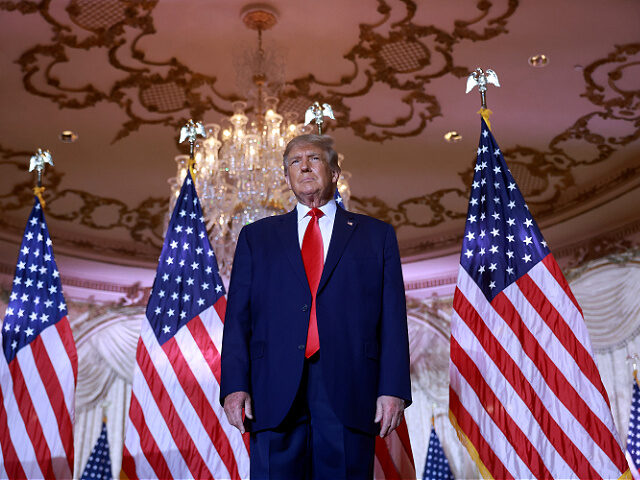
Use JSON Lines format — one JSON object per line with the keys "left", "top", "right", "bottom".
{"left": 179, "top": 315, "right": 248, "bottom": 468}
{"left": 128, "top": 339, "right": 189, "bottom": 478}
{"left": 140, "top": 323, "right": 220, "bottom": 477}
{"left": 451, "top": 309, "right": 576, "bottom": 478}
{"left": 16, "top": 346, "right": 70, "bottom": 471}
{"left": 503, "top": 271, "right": 620, "bottom": 439}
{"left": 457, "top": 266, "right": 621, "bottom": 477}
{"left": 0, "top": 359, "right": 43, "bottom": 479}
{"left": 200, "top": 305, "right": 224, "bottom": 355}
{"left": 173, "top": 321, "right": 232, "bottom": 479}
{"left": 122, "top": 418, "right": 156, "bottom": 479}
{"left": 39, "top": 324, "right": 75, "bottom": 417}
{"left": 449, "top": 362, "right": 534, "bottom": 479}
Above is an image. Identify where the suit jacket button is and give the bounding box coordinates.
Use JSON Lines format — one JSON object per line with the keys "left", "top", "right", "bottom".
{"left": 298, "top": 344, "right": 305, "bottom": 350}
{"left": 301, "top": 304, "right": 308, "bottom": 312}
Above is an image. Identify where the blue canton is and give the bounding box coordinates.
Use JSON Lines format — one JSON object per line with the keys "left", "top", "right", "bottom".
{"left": 627, "top": 379, "right": 640, "bottom": 468}
{"left": 80, "top": 421, "right": 113, "bottom": 480}
{"left": 146, "top": 173, "right": 225, "bottom": 345}
{"left": 461, "top": 118, "right": 550, "bottom": 301}
{"left": 422, "top": 427, "right": 454, "bottom": 480}
{"left": 2, "top": 199, "right": 67, "bottom": 363}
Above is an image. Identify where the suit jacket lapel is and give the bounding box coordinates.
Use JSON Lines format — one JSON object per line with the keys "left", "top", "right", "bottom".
{"left": 277, "top": 209, "right": 309, "bottom": 290}
{"left": 318, "top": 207, "right": 357, "bottom": 293}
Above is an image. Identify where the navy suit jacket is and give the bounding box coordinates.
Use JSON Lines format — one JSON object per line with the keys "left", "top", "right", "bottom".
{"left": 220, "top": 206, "right": 412, "bottom": 434}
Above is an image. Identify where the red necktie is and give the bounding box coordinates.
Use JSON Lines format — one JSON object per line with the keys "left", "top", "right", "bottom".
{"left": 301, "top": 208, "right": 324, "bottom": 358}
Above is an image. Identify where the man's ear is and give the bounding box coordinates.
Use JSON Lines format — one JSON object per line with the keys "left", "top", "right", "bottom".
{"left": 284, "top": 172, "right": 291, "bottom": 189}
{"left": 331, "top": 168, "right": 340, "bottom": 184}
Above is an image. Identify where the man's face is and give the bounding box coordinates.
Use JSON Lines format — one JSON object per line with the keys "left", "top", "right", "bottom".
{"left": 285, "top": 144, "right": 339, "bottom": 205}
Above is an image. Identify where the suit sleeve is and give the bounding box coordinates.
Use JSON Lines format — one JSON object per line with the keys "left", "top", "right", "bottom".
{"left": 219, "top": 226, "right": 253, "bottom": 405}
{"left": 377, "top": 223, "right": 412, "bottom": 406}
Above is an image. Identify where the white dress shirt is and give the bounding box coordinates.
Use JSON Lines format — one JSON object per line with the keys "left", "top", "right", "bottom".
{"left": 296, "top": 200, "right": 337, "bottom": 261}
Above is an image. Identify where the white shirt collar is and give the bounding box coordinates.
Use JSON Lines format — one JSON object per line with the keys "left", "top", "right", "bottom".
{"left": 296, "top": 199, "right": 337, "bottom": 223}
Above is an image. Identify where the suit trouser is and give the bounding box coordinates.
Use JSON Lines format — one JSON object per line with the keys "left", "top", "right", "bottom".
{"left": 249, "top": 355, "right": 376, "bottom": 480}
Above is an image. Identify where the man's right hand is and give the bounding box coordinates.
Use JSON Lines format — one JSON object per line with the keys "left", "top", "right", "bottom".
{"left": 223, "top": 391, "right": 253, "bottom": 434}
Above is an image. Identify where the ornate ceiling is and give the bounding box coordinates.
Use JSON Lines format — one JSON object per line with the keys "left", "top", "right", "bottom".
{"left": 0, "top": 0, "right": 638, "bottom": 267}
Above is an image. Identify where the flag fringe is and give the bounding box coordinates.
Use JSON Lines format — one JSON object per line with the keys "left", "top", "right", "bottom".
{"left": 449, "top": 409, "right": 493, "bottom": 480}
{"left": 33, "top": 187, "right": 46, "bottom": 208}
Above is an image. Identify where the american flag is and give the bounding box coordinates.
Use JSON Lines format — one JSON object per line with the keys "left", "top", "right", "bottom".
{"left": 422, "top": 426, "right": 454, "bottom": 480}
{"left": 626, "top": 374, "right": 640, "bottom": 479}
{"left": 0, "top": 198, "right": 78, "bottom": 479}
{"left": 449, "top": 118, "right": 630, "bottom": 479}
{"left": 121, "top": 172, "right": 249, "bottom": 479}
{"left": 80, "top": 419, "right": 112, "bottom": 480}
{"left": 335, "top": 187, "right": 416, "bottom": 479}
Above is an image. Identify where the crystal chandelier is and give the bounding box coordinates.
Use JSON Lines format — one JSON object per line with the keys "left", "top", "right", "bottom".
{"left": 168, "top": 6, "right": 351, "bottom": 278}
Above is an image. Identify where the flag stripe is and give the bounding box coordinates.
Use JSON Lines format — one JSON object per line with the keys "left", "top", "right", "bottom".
{"left": 394, "top": 420, "right": 414, "bottom": 469}
{"left": 450, "top": 336, "right": 552, "bottom": 479}
{"left": 30, "top": 334, "right": 74, "bottom": 472}
{"left": 375, "top": 436, "right": 400, "bottom": 480}
{"left": 541, "top": 254, "right": 582, "bottom": 315}
{"left": 137, "top": 336, "right": 213, "bottom": 479}
{"left": 54, "top": 318, "right": 78, "bottom": 396}
{"left": 15, "top": 345, "right": 73, "bottom": 479}
{"left": 459, "top": 268, "right": 620, "bottom": 477}
{"left": 517, "top": 271, "right": 610, "bottom": 403}
{"left": 455, "top": 282, "right": 600, "bottom": 477}
{"left": 162, "top": 331, "right": 238, "bottom": 479}
{"left": 0, "top": 382, "right": 27, "bottom": 480}
{"left": 127, "top": 394, "right": 174, "bottom": 480}
{"left": 189, "top": 309, "right": 222, "bottom": 383}
{"left": 449, "top": 387, "right": 512, "bottom": 480}
{"left": 9, "top": 360, "right": 54, "bottom": 478}
{"left": 512, "top": 278, "right": 625, "bottom": 470}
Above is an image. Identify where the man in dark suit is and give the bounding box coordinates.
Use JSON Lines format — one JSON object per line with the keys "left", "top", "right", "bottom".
{"left": 220, "top": 134, "right": 411, "bottom": 479}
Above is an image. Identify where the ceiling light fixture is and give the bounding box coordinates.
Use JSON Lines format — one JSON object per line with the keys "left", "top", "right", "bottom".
{"left": 528, "top": 54, "right": 548, "bottom": 68}
{"left": 59, "top": 130, "right": 78, "bottom": 143}
{"left": 167, "top": 5, "right": 351, "bottom": 278}
{"left": 444, "top": 131, "right": 462, "bottom": 143}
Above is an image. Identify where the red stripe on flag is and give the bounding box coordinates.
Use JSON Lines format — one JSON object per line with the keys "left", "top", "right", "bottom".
{"left": 214, "top": 296, "right": 226, "bottom": 323}
{"left": 55, "top": 318, "right": 78, "bottom": 380}
{"left": 395, "top": 419, "right": 415, "bottom": 469}
{"left": 542, "top": 254, "right": 582, "bottom": 315}
{"left": 30, "top": 334, "right": 74, "bottom": 473}
{"left": 187, "top": 316, "right": 221, "bottom": 383}
{"left": 8, "top": 359, "right": 54, "bottom": 478}
{"left": 449, "top": 387, "right": 512, "bottom": 480}
{"left": 162, "top": 334, "right": 241, "bottom": 479}
{"left": 516, "top": 274, "right": 611, "bottom": 404}
{"left": 0, "top": 383, "right": 27, "bottom": 480}
{"left": 137, "top": 339, "right": 213, "bottom": 479}
{"left": 492, "top": 290, "right": 624, "bottom": 474}
{"left": 128, "top": 394, "right": 173, "bottom": 480}
{"left": 375, "top": 436, "right": 400, "bottom": 480}
{"left": 458, "top": 289, "right": 601, "bottom": 478}
{"left": 450, "top": 337, "right": 552, "bottom": 480}
{"left": 120, "top": 445, "right": 137, "bottom": 480}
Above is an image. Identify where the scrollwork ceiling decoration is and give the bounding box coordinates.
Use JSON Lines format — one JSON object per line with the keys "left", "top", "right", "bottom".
{"left": 0, "top": 0, "right": 638, "bottom": 259}
{"left": 351, "top": 43, "right": 640, "bottom": 231}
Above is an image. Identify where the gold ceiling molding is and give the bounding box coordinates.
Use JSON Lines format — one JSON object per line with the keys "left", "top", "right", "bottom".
{"left": 0, "top": 143, "right": 167, "bottom": 250}
{"left": 2, "top": 0, "right": 520, "bottom": 143}
{"left": 352, "top": 42, "right": 640, "bottom": 233}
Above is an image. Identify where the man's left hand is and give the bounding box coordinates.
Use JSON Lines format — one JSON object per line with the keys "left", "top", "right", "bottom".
{"left": 374, "top": 395, "right": 405, "bottom": 438}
